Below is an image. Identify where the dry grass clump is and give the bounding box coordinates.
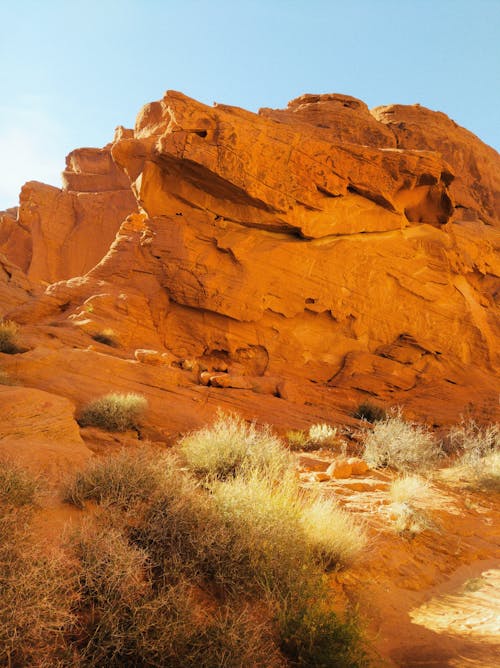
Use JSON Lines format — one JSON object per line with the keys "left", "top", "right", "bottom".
{"left": 389, "top": 475, "right": 429, "bottom": 504}
{"left": 308, "top": 423, "right": 338, "bottom": 448}
{"left": 0, "top": 319, "right": 22, "bottom": 354}
{"left": 65, "top": 448, "right": 172, "bottom": 509}
{"left": 446, "top": 420, "right": 500, "bottom": 490}
{"left": 300, "top": 497, "right": 367, "bottom": 568}
{"left": 180, "top": 411, "right": 291, "bottom": 480}
{"left": 0, "top": 460, "right": 38, "bottom": 507}
{"left": 78, "top": 392, "right": 148, "bottom": 431}
{"left": 286, "top": 429, "right": 310, "bottom": 451}
{"left": 363, "top": 408, "right": 440, "bottom": 471}
{"left": 387, "top": 475, "right": 432, "bottom": 536}
{"left": 209, "top": 471, "right": 309, "bottom": 597}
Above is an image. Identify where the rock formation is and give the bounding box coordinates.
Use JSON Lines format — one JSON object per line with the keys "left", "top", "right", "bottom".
{"left": 0, "top": 90, "right": 499, "bottom": 437}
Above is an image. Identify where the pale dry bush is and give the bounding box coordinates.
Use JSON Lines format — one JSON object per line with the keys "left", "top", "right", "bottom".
{"left": 389, "top": 475, "right": 429, "bottom": 504}
{"left": 181, "top": 411, "right": 291, "bottom": 480}
{"left": 78, "top": 392, "right": 148, "bottom": 431}
{"left": 363, "top": 408, "right": 440, "bottom": 471}
{"left": 308, "top": 423, "right": 338, "bottom": 447}
{"left": 447, "top": 420, "right": 500, "bottom": 490}
{"left": 300, "top": 496, "right": 367, "bottom": 568}
{"left": 389, "top": 502, "right": 431, "bottom": 536}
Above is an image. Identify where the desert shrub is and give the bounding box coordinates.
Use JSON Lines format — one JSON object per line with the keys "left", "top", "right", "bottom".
{"left": 308, "top": 423, "right": 338, "bottom": 447}
{"left": 286, "top": 430, "right": 310, "bottom": 451}
{"left": 362, "top": 409, "right": 440, "bottom": 471}
{"left": 446, "top": 420, "right": 500, "bottom": 490}
{"left": 278, "top": 600, "right": 368, "bottom": 668}
{"left": 65, "top": 448, "right": 171, "bottom": 509}
{"left": 209, "top": 471, "right": 311, "bottom": 597}
{"left": 0, "top": 320, "right": 22, "bottom": 354}
{"left": 300, "top": 497, "right": 367, "bottom": 569}
{"left": 389, "top": 475, "right": 428, "bottom": 504}
{"left": 0, "top": 470, "right": 77, "bottom": 666}
{"left": 78, "top": 392, "right": 148, "bottom": 431}
{"left": 91, "top": 328, "right": 119, "bottom": 347}
{"left": 180, "top": 411, "right": 291, "bottom": 480}
{"left": 74, "top": 520, "right": 281, "bottom": 667}
{"left": 64, "top": 439, "right": 368, "bottom": 666}
{"left": 0, "top": 461, "right": 38, "bottom": 507}
{"left": 353, "top": 402, "right": 386, "bottom": 423}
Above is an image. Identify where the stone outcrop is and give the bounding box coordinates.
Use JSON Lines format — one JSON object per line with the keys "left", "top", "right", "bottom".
{"left": 1, "top": 90, "right": 498, "bottom": 432}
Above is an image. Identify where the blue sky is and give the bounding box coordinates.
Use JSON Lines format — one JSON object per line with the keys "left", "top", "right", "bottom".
{"left": 0, "top": 0, "right": 499, "bottom": 209}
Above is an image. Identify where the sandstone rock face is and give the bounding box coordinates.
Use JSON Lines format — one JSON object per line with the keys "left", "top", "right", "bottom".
{"left": 0, "top": 386, "right": 92, "bottom": 482}
{"left": 0, "top": 145, "right": 137, "bottom": 283}
{"left": 1, "top": 90, "right": 499, "bottom": 430}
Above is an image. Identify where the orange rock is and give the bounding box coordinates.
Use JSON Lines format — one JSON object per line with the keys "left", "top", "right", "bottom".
{"left": 327, "top": 459, "right": 353, "bottom": 478}
{"left": 0, "top": 386, "right": 92, "bottom": 483}
{"left": 348, "top": 457, "right": 369, "bottom": 475}
{"left": 1, "top": 89, "right": 498, "bottom": 433}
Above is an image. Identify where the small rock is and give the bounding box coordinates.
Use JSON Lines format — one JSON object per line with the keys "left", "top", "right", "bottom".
{"left": 199, "top": 371, "right": 212, "bottom": 386}
{"left": 348, "top": 457, "right": 369, "bottom": 475}
{"left": 326, "top": 459, "right": 353, "bottom": 479}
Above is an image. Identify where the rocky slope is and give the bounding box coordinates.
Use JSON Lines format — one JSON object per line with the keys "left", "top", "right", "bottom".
{"left": 1, "top": 90, "right": 499, "bottom": 444}
{"left": 1, "top": 90, "right": 499, "bottom": 667}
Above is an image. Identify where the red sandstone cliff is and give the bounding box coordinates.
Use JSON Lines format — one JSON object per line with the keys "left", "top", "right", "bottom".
{"left": 0, "top": 91, "right": 498, "bottom": 435}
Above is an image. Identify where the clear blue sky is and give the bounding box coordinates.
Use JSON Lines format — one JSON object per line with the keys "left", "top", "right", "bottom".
{"left": 0, "top": 0, "right": 499, "bottom": 209}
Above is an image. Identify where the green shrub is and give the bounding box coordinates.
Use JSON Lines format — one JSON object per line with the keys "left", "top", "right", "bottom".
{"left": 64, "top": 441, "right": 368, "bottom": 666}
{"left": 363, "top": 408, "right": 440, "bottom": 471}
{"left": 0, "top": 320, "right": 22, "bottom": 354}
{"left": 180, "top": 411, "right": 291, "bottom": 480}
{"left": 278, "top": 600, "right": 368, "bottom": 667}
{"left": 353, "top": 402, "right": 386, "bottom": 423}
{"left": 209, "top": 471, "right": 310, "bottom": 597}
{"left": 78, "top": 392, "right": 148, "bottom": 431}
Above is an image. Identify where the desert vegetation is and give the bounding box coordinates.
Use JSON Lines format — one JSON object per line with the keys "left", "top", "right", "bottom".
{"left": 353, "top": 402, "right": 386, "bottom": 423}
{"left": 3, "top": 404, "right": 499, "bottom": 666}
{"left": 0, "top": 319, "right": 22, "bottom": 354}
{"left": 77, "top": 392, "right": 148, "bottom": 432}
{"left": 0, "top": 415, "right": 369, "bottom": 666}
{"left": 362, "top": 408, "right": 441, "bottom": 471}
{"left": 286, "top": 423, "right": 340, "bottom": 452}
{"left": 446, "top": 419, "right": 500, "bottom": 490}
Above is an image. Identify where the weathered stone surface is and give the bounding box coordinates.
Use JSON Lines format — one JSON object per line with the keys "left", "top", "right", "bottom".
{"left": 326, "top": 459, "right": 353, "bottom": 479}
{"left": 372, "top": 103, "right": 500, "bottom": 225}
{"left": 1, "top": 90, "right": 498, "bottom": 431}
{"left": 0, "top": 386, "right": 92, "bottom": 482}
{"left": 348, "top": 457, "right": 369, "bottom": 475}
